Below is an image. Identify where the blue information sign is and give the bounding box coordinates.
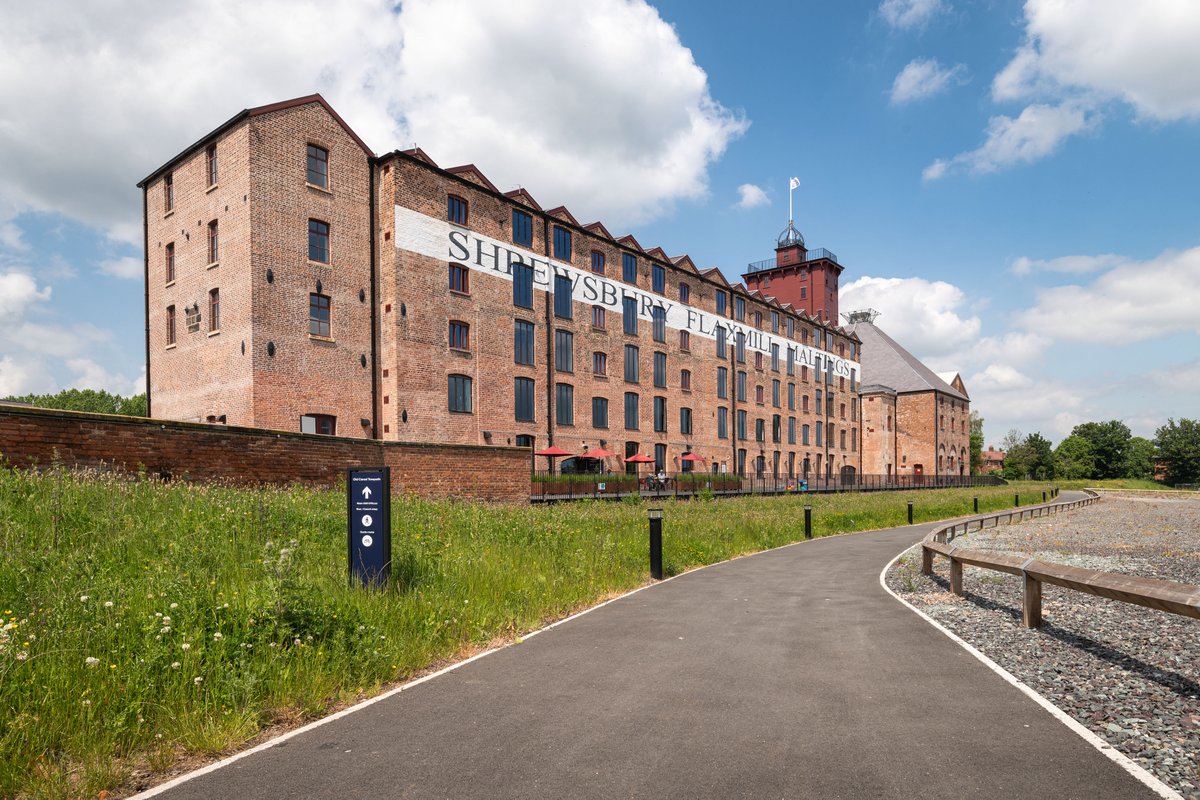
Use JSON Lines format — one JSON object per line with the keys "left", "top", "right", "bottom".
{"left": 347, "top": 467, "right": 391, "bottom": 588}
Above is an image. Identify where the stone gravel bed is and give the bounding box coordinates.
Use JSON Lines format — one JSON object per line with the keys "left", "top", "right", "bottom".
{"left": 887, "top": 491, "right": 1200, "bottom": 798}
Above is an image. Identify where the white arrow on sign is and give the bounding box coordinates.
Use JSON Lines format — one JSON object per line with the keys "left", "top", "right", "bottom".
{"left": 361, "top": 486, "right": 372, "bottom": 499}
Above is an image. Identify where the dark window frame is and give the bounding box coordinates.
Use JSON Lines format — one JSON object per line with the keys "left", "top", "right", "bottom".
{"left": 449, "top": 320, "right": 470, "bottom": 351}
{"left": 448, "top": 374, "right": 473, "bottom": 413}
{"left": 308, "top": 219, "right": 330, "bottom": 264}
{"left": 309, "top": 292, "right": 331, "bottom": 338}
{"left": 306, "top": 144, "right": 329, "bottom": 188}
{"left": 447, "top": 194, "right": 469, "bottom": 225}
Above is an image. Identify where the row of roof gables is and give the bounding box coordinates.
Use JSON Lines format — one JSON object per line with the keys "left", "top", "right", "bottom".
{"left": 389, "top": 148, "right": 860, "bottom": 343}
{"left": 137, "top": 93, "right": 858, "bottom": 342}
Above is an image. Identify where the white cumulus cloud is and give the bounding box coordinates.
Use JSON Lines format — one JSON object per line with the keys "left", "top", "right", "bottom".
{"left": 890, "top": 58, "right": 967, "bottom": 104}
{"left": 735, "top": 184, "right": 769, "bottom": 209}
{"left": 878, "top": 0, "right": 946, "bottom": 30}
{"left": 99, "top": 256, "right": 143, "bottom": 280}
{"left": 841, "top": 275, "right": 981, "bottom": 358}
{"left": 1011, "top": 253, "right": 1129, "bottom": 276}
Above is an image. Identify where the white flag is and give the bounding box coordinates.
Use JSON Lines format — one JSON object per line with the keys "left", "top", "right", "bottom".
{"left": 789, "top": 176, "right": 800, "bottom": 190}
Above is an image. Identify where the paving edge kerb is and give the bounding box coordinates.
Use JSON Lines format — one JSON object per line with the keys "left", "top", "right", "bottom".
{"left": 879, "top": 544, "right": 1182, "bottom": 800}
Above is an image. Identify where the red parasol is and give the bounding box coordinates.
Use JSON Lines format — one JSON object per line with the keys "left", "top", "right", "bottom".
{"left": 581, "top": 447, "right": 618, "bottom": 459}
{"left": 624, "top": 453, "right": 655, "bottom": 463}
{"left": 535, "top": 446, "right": 573, "bottom": 457}
{"left": 679, "top": 452, "right": 706, "bottom": 462}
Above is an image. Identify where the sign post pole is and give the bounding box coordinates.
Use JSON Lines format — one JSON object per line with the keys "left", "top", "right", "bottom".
{"left": 347, "top": 467, "right": 392, "bottom": 589}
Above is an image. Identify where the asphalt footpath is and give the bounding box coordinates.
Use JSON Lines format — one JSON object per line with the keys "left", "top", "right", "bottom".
{"left": 146, "top": 494, "right": 1155, "bottom": 799}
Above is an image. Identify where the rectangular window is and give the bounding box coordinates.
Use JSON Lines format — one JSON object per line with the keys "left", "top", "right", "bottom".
{"left": 450, "top": 320, "right": 470, "bottom": 351}
{"left": 449, "top": 263, "right": 469, "bottom": 293}
{"left": 206, "top": 144, "right": 218, "bottom": 187}
{"left": 851, "top": 398, "right": 858, "bottom": 421}
{"left": 716, "top": 366, "right": 728, "bottom": 399}
{"left": 592, "top": 397, "right": 609, "bottom": 428}
{"left": 624, "top": 392, "right": 639, "bottom": 430}
{"left": 787, "top": 347, "right": 795, "bottom": 376}
{"left": 679, "top": 330, "right": 690, "bottom": 352}
{"left": 591, "top": 250, "right": 605, "bottom": 274}
{"left": 624, "top": 344, "right": 639, "bottom": 383}
{"left": 840, "top": 428, "right": 847, "bottom": 449}
{"left": 772, "top": 415, "right": 781, "bottom": 443}
{"left": 623, "top": 296, "right": 638, "bottom": 334}
{"left": 163, "top": 173, "right": 174, "bottom": 212}
{"left": 754, "top": 311, "right": 762, "bottom": 329}
{"left": 755, "top": 352, "right": 763, "bottom": 370}
{"left": 185, "top": 304, "right": 200, "bottom": 333}
{"left": 755, "top": 385, "right": 764, "bottom": 404}
{"left": 165, "top": 242, "right": 175, "bottom": 284}
{"left": 717, "top": 407, "right": 728, "bottom": 439}
{"left": 788, "top": 383, "right": 795, "bottom": 410}
{"left": 771, "top": 343, "right": 780, "bottom": 372}
{"left": 680, "top": 406, "right": 692, "bottom": 435}
{"left": 513, "top": 261, "right": 533, "bottom": 308}
{"left": 308, "top": 219, "right": 329, "bottom": 263}
{"left": 772, "top": 380, "right": 781, "bottom": 407}
{"left": 514, "top": 320, "right": 535, "bottom": 365}
{"left": 301, "top": 414, "right": 336, "bottom": 435}
{"left": 208, "top": 288, "right": 220, "bottom": 332}
{"left": 716, "top": 326, "right": 727, "bottom": 358}
{"left": 448, "top": 374, "right": 473, "bottom": 413}
{"left": 716, "top": 290, "right": 726, "bottom": 317}
{"left": 788, "top": 417, "right": 797, "bottom": 445}
{"left": 309, "top": 293, "right": 331, "bottom": 337}
{"left": 593, "top": 351, "right": 607, "bottom": 376}
{"left": 653, "top": 351, "right": 667, "bottom": 388}
{"left": 512, "top": 210, "right": 533, "bottom": 247}
{"left": 555, "top": 329, "right": 573, "bottom": 372}
{"left": 816, "top": 389, "right": 823, "bottom": 414}
{"left": 827, "top": 393, "right": 834, "bottom": 416}
{"left": 592, "top": 305, "right": 606, "bottom": 329}
{"left": 851, "top": 428, "right": 858, "bottom": 452}
{"left": 655, "top": 444, "right": 667, "bottom": 473}
{"left": 816, "top": 421, "right": 823, "bottom": 446}
{"left": 652, "top": 306, "right": 665, "bottom": 342}
{"left": 787, "top": 318, "right": 795, "bottom": 338}
{"left": 553, "top": 226, "right": 571, "bottom": 260}
{"left": 556, "top": 383, "right": 574, "bottom": 425}
{"left": 622, "top": 253, "right": 637, "bottom": 283}
{"left": 553, "top": 274, "right": 572, "bottom": 318}
{"left": 770, "top": 311, "right": 779, "bottom": 332}
{"left": 652, "top": 264, "right": 665, "bottom": 293}
{"left": 306, "top": 144, "right": 328, "bottom": 188}
{"left": 737, "top": 370, "right": 747, "bottom": 402}
{"left": 735, "top": 296, "right": 745, "bottom": 321}
{"left": 447, "top": 195, "right": 468, "bottom": 225}
{"left": 735, "top": 331, "right": 746, "bottom": 363}
{"left": 653, "top": 396, "right": 667, "bottom": 432}
{"left": 803, "top": 395, "right": 810, "bottom": 413}
{"left": 736, "top": 410, "right": 747, "bottom": 441}
{"left": 166, "top": 305, "right": 176, "bottom": 345}
{"left": 680, "top": 369, "right": 691, "bottom": 391}
{"left": 679, "top": 283, "right": 690, "bottom": 304}
{"left": 207, "top": 220, "right": 219, "bottom": 264}
{"left": 802, "top": 424, "right": 810, "bottom": 445}
{"left": 515, "top": 377, "right": 535, "bottom": 422}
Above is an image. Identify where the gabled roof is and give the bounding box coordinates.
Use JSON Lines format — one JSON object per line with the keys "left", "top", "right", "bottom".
{"left": 585, "top": 221, "right": 615, "bottom": 240}
{"left": 545, "top": 206, "right": 580, "bottom": 226}
{"left": 446, "top": 164, "right": 499, "bottom": 193}
{"left": 503, "top": 188, "right": 542, "bottom": 211}
{"left": 701, "top": 267, "right": 730, "bottom": 288}
{"left": 617, "top": 235, "right": 645, "bottom": 253}
{"left": 645, "top": 246, "right": 671, "bottom": 263}
{"left": 847, "top": 321, "right": 968, "bottom": 401}
{"left": 670, "top": 254, "right": 701, "bottom": 275}
{"left": 401, "top": 147, "right": 439, "bottom": 168}
{"left": 138, "top": 93, "right": 372, "bottom": 188}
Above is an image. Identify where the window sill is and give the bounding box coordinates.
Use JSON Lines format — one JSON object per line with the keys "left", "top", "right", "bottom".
{"left": 165, "top": 280, "right": 175, "bottom": 288}
{"left": 207, "top": 330, "right": 221, "bottom": 337}
{"left": 206, "top": 184, "right": 219, "bottom": 194}
{"left": 592, "top": 326, "right": 606, "bottom": 333}
{"left": 449, "top": 289, "right": 471, "bottom": 298}
{"left": 309, "top": 335, "right": 335, "bottom": 343}
{"left": 207, "top": 261, "right": 219, "bottom": 270}
{"left": 163, "top": 210, "right": 174, "bottom": 219}
{"left": 308, "top": 260, "right": 331, "bottom": 269}
{"left": 593, "top": 374, "right": 608, "bottom": 380}
{"left": 164, "top": 343, "right": 177, "bottom": 350}
{"left": 306, "top": 182, "right": 333, "bottom": 195}
{"left": 450, "top": 347, "right": 471, "bottom": 356}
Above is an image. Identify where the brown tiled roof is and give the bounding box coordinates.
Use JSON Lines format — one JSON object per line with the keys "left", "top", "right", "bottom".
{"left": 848, "top": 321, "right": 968, "bottom": 400}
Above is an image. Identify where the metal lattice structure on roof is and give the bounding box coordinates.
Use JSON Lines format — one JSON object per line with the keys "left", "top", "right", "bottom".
{"left": 844, "top": 309, "right": 880, "bottom": 324}
{"left": 776, "top": 220, "right": 806, "bottom": 248}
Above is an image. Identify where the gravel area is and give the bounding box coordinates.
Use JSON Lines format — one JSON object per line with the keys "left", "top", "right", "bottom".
{"left": 887, "top": 491, "right": 1200, "bottom": 798}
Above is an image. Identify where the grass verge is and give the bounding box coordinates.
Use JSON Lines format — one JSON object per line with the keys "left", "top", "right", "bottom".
{"left": 0, "top": 467, "right": 1051, "bottom": 798}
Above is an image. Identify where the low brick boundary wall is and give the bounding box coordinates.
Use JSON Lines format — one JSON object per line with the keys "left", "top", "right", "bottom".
{"left": 0, "top": 406, "right": 529, "bottom": 503}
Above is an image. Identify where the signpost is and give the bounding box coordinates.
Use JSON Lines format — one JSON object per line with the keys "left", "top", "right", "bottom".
{"left": 347, "top": 467, "right": 391, "bottom": 589}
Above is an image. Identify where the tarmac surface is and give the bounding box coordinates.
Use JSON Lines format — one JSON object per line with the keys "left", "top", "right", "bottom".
{"left": 147, "top": 496, "right": 1156, "bottom": 799}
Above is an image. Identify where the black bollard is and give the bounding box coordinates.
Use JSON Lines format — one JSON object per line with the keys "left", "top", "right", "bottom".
{"left": 648, "top": 508, "right": 663, "bottom": 580}
{"left": 805, "top": 505, "right": 812, "bottom": 539}
{"left": 1015, "top": 493, "right": 1020, "bottom": 507}
{"left": 1043, "top": 490, "right": 1047, "bottom": 502}
{"left": 907, "top": 501, "right": 914, "bottom": 525}
{"left": 973, "top": 496, "right": 979, "bottom": 514}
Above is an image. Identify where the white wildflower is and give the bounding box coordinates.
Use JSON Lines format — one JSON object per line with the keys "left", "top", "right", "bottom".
{"left": 193, "top": 676, "right": 203, "bottom": 685}
{"left": 15, "top": 651, "right": 28, "bottom": 661}
{"left": 169, "top": 602, "right": 178, "bottom": 609}
{"left": 79, "top": 595, "right": 89, "bottom": 602}
{"left": 181, "top": 643, "right": 191, "bottom": 651}
{"left": 85, "top": 656, "right": 100, "bottom": 668}
{"left": 212, "top": 632, "right": 223, "bottom": 641}
{"left": 162, "top": 616, "right": 171, "bottom": 624}
{"left": 104, "top": 601, "right": 114, "bottom": 608}
{"left": 170, "top": 661, "right": 181, "bottom": 669}
{"left": 160, "top": 626, "right": 171, "bottom": 634}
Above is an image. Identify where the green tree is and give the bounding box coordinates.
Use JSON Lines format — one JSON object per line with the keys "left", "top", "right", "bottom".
{"left": 1155, "top": 418, "right": 1200, "bottom": 485}
{"left": 1070, "top": 420, "right": 1132, "bottom": 480}
{"left": 3, "top": 388, "right": 147, "bottom": 417}
{"left": 1000, "top": 430, "right": 1031, "bottom": 479}
{"left": 1053, "top": 435, "right": 1095, "bottom": 480}
{"left": 1124, "top": 436, "right": 1157, "bottom": 480}
{"left": 969, "top": 411, "right": 984, "bottom": 475}
{"left": 1025, "top": 432, "right": 1055, "bottom": 480}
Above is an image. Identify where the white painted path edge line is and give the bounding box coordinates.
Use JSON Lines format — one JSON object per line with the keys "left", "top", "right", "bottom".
{"left": 879, "top": 546, "right": 1181, "bottom": 800}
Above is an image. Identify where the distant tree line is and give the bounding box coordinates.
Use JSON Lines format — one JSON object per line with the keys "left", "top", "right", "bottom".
{"left": 2, "top": 388, "right": 148, "bottom": 417}
{"left": 985, "top": 418, "right": 1199, "bottom": 486}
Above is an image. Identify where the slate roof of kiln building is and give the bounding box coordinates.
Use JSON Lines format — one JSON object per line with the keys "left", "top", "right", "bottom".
{"left": 848, "top": 321, "right": 968, "bottom": 401}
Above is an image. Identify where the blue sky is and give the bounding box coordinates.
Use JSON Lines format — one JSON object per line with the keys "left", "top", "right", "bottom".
{"left": 2, "top": 0, "right": 1198, "bottom": 446}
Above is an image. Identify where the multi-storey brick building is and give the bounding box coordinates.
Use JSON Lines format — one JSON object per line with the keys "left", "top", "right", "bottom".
{"left": 140, "top": 93, "right": 965, "bottom": 482}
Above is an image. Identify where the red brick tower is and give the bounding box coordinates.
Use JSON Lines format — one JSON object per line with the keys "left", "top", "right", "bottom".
{"left": 742, "top": 222, "right": 843, "bottom": 322}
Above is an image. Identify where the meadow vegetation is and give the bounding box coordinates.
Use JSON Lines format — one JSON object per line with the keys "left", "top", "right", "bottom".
{"left": 0, "top": 465, "right": 1050, "bottom": 798}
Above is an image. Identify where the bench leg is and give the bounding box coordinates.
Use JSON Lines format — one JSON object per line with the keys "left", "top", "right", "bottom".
{"left": 1023, "top": 574, "right": 1042, "bottom": 628}
{"left": 921, "top": 546, "right": 933, "bottom": 576}
{"left": 949, "top": 558, "right": 963, "bottom": 596}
